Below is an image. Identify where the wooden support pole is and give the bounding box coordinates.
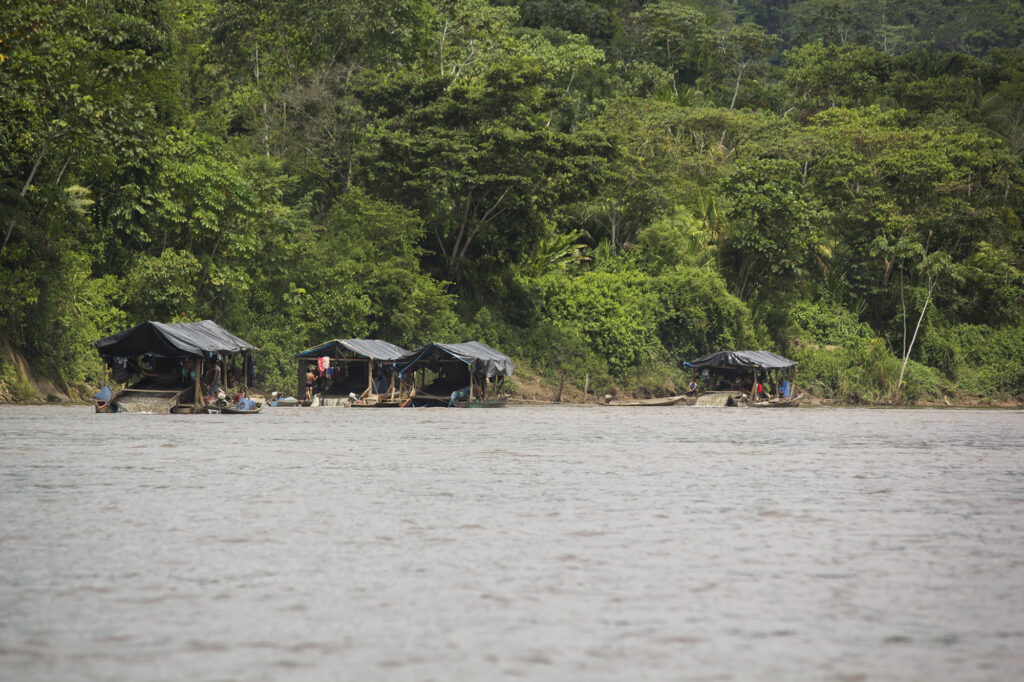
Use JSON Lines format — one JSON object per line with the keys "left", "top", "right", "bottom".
{"left": 194, "top": 358, "right": 202, "bottom": 410}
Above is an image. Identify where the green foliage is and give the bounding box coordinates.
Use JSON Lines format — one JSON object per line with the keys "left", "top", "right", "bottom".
{"left": 788, "top": 299, "right": 876, "bottom": 348}
{"left": 0, "top": 356, "right": 37, "bottom": 402}
{"left": 2, "top": 0, "right": 1024, "bottom": 405}
{"left": 635, "top": 208, "right": 717, "bottom": 271}
{"left": 577, "top": 97, "right": 691, "bottom": 252}
{"left": 539, "top": 269, "right": 664, "bottom": 376}
{"left": 123, "top": 249, "right": 202, "bottom": 322}
{"left": 311, "top": 188, "right": 458, "bottom": 346}
{"left": 784, "top": 41, "right": 891, "bottom": 116}
{"left": 796, "top": 338, "right": 901, "bottom": 403}
{"left": 899, "top": 359, "right": 947, "bottom": 403}
{"left": 24, "top": 250, "right": 126, "bottom": 387}
{"left": 645, "top": 267, "right": 754, "bottom": 362}
{"left": 922, "top": 324, "right": 1024, "bottom": 396}
{"left": 718, "top": 157, "right": 829, "bottom": 301}
{"left": 360, "top": 55, "right": 607, "bottom": 285}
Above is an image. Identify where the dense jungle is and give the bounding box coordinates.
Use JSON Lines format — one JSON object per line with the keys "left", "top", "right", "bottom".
{"left": 2, "top": 0, "right": 1023, "bottom": 404}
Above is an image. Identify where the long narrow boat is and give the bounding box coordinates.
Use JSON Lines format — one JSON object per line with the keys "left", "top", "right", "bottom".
{"left": 204, "top": 403, "right": 262, "bottom": 414}
{"left": 749, "top": 396, "right": 802, "bottom": 408}
{"left": 453, "top": 396, "right": 510, "bottom": 408}
{"left": 599, "top": 394, "right": 691, "bottom": 407}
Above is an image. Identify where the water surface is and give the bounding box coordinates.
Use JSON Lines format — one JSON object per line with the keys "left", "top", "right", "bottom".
{"left": 1, "top": 405, "right": 1022, "bottom": 680}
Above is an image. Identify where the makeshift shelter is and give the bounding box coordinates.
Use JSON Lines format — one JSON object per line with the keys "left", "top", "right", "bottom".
{"left": 396, "top": 341, "right": 514, "bottom": 407}
{"left": 93, "top": 320, "right": 257, "bottom": 413}
{"left": 685, "top": 350, "right": 798, "bottom": 404}
{"left": 294, "top": 339, "right": 408, "bottom": 405}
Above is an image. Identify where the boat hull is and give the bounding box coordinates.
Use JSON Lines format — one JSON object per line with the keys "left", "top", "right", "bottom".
{"left": 599, "top": 395, "right": 692, "bottom": 407}
{"left": 460, "top": 397, "right": 509, "bottom": 408}
{"left": 204, "top": 405, "right": 262, "bottom": 414}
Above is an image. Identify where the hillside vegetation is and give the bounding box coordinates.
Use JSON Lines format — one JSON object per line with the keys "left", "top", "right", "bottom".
{"left": 2, "top": 0, "right": 1023, "bottom": 404}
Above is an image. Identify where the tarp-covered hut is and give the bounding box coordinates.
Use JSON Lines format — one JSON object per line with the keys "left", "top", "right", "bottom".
{"left": 685, "top": 350, "right": 798, "bottom": 402}
{"left": 396, "top": 341, "right": 514, "bottom": 407}
{"left": 93, "top": 320, "right": 256, "bottom": 413}
{"left": 294, "top": 339, "right": 408, "bottom": 405}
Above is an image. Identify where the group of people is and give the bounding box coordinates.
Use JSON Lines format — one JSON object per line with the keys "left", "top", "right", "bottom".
{"left": 728, "top": 373, "right": 775, "bottom": 399}
{"left": 195, "top": 355, "right": 244, "bottom": 403}
{"left": 305, "top": 357, "right": 347, "bottom": 400}
{"left": 685, "top": 372, "right": 781, "bottom": 400}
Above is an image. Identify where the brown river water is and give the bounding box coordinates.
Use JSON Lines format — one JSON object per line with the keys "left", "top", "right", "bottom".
{"left": 1, "top": 404, "right": 1022, "bottom": 681}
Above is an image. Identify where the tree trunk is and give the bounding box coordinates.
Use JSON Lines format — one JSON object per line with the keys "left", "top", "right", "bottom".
{"left": 3, "top": 136, "right": 52, "bottom": 249}
{"left": 897, "top": 275, "right": 938, "bottom": 396}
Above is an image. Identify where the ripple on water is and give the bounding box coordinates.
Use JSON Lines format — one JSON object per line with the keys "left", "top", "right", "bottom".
{"left": 0, "top": 405, "right": 1022, "bottom": 681}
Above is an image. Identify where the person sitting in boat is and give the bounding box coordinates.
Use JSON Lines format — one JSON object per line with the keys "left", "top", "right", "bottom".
{"left": 687, "top": 380, "right": 698, "bottom": 394}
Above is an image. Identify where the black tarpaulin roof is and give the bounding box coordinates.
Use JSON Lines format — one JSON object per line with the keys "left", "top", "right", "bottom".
{"left": 94, "top": 320, "right": 255, "bottom": 358}
{"left": 294, "top": 339, "right": 409, "bottom": 361}
{"left": 685, "top": 350, "right": 796, "bottom": 370}
{"left": 397, "top": 342, "right": 515, "bottom": 378}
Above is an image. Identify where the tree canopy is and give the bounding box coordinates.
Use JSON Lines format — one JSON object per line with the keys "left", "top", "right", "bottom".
{"left": 2, "top": 0, "right": 1023, "bottom": 402}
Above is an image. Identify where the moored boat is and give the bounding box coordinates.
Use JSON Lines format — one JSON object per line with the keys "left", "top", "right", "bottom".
{"left": 599, "top": 394, "right": 692, "bottom": 407}
{"left": 686, "top": 350, "right": 799, "bottom": 407}
{"left": 294, "top": 338, "right": 409, "bottom": 407}
{"left": 92, "top": 320, "right": 258, "bottom": 414}
{"left": 394, "top": 341, "right": 515, "bottom": 408}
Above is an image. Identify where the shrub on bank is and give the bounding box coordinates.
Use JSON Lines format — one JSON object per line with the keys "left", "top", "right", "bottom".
{"left": 795, "top": 338, "right": 901, "bottom": 403}
{"left": 534, "top": 265, "right": 753, "bottom": 390}
{"left": 923, "top": 324, "right": 1024, "bottom": 397}
{"left": 0, "top": 357, "right": 37, "bottom": 402}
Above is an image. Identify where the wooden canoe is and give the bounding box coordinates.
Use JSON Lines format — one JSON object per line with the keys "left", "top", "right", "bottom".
{"left": 599, "top": 394, "right": 691, "bottom": 407}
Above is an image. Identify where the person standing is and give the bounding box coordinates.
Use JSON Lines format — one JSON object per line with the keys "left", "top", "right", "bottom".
{"left": 305, "top": 365, "right": 316, "bottom": 401}
{"left": 207, "top": 356, "right": 221, "bottom": 398}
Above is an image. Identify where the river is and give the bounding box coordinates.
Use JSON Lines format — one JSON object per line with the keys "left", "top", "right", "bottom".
{"left": 1, "top": 404, "right": 1022, "bottom": 681}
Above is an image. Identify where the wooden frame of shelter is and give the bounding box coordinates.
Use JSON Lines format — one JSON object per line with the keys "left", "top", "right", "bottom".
{"left": 93, "top": 320, "right": 257, "bottom": 414}
{"left": 294, "top": 339, "right": 409, "bottom": 406}
{"left": 685, "top": 350, "right": 799, "bottom": 406}
{"left": 394, "top": 341, "right": 514, "bottom": 408}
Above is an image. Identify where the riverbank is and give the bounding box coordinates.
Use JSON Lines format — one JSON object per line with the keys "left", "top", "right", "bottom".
{"left": 505, "top": 367, "right": 1024, "bottom": 408}
{"left": 3, "top": 349, "right": 1021, "bottom": 409}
